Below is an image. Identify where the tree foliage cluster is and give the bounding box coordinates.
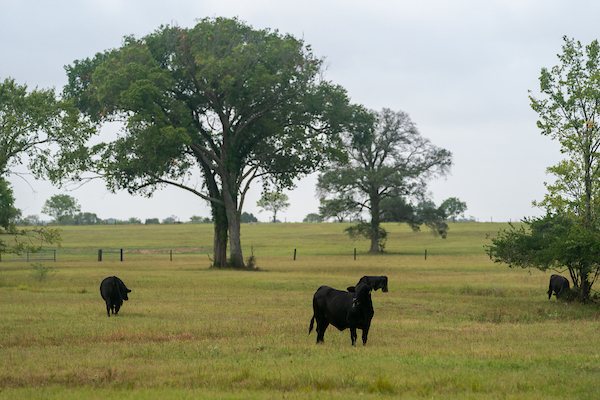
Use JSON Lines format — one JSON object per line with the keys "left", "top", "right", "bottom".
{"left": 0, "top": 78, "right": 91, "bottom": 254}
{"left": 488, "top": 37, "right": 600, "bottom": 302}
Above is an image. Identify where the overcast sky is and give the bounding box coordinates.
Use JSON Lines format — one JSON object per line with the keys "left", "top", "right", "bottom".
{"left": 2, "top": 0, "right": 598, "bottom": 223}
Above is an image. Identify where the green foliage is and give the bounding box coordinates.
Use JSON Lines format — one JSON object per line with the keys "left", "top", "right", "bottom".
{"left": 486, "top": 214, "right": 600, "bottom": 301}
{"left": 256, "top": 191, "right": 290, "bottom": 223}
{"left": 302, "top": 213, "right": 322, "bottom": 223}
{"left": 344, "top": 222, "right": 388, "bottom": 252}
{"left": 318, "top": 196, "right": 360, "bottom": 222}
{"left": 42, "top": 194, "right": 80, "bottom": 224}
{"left": 530, "top": 36, "right": 600, "bottom": 227}
{"left": 30, "top": 263, "right": 55, "bottom": 281}
{"left": 240, "top": 212, "right": 257, "bottom": 223}
{"left": 0, "top": 178, "right": 61, "bottom": 254}
{"left": 0, "top": 78, "right": 93, "bottom": 178}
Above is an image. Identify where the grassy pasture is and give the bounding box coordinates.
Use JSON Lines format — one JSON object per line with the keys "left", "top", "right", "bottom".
{"left": 1, "top": 222, "right": 600, "bottom": 399}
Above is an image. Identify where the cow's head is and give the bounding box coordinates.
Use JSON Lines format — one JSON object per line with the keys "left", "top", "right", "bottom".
{"left": 349, "top": 276, "right": 389, "bottom": 293}
{"left": 351, "top": 283, "right": 371, "bottom": 309}
{"left": 123, "top": 288, "right": 131, "bottom": 301}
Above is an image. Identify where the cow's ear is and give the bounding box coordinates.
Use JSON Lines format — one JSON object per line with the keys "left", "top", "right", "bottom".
{"left": 347, "top": 286, "right": 356, "bottom": 292}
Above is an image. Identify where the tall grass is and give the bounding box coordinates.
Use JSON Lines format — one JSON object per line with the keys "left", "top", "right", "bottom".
{"left": 1, "top": 222, "right": 599, "bottom": 399}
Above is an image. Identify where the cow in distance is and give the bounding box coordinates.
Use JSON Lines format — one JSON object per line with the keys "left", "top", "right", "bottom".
{"left": 309, "top": 282, "right": 374, "bottom": 346}
{"left": 100, "top": 276, "right": 131, "bottom": 317}
{"left": 347, "top": 275, "right": 389, "bottom": 315}
{"left": 347, "top": 275, "right": 388, "bottom": 293}
{"left": 548, "top": 274, "right": 570, "bottom": 299}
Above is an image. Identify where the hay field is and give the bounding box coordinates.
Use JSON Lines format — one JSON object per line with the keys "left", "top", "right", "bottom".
{"left": 1, "top": 223, "right": 599, "bottom": 399}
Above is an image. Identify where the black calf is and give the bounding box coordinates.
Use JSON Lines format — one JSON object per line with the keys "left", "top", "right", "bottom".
{"left": 100, "top": 276, "right": 131, "bottom": 317}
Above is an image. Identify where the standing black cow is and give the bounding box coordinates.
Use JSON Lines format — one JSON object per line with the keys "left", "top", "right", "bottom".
{"left": 548, "top": 274, "right": 570, "bottom": 299}
{"left": 309, "top": 282, "right": 374, "bottom": 346}
{"left": 100, "top": 276, "right": 131, "bottom": 317}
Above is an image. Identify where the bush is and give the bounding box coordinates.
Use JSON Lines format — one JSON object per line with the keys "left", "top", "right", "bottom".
{"left": 30, "top": 263, "right": 55, "bottom": 281}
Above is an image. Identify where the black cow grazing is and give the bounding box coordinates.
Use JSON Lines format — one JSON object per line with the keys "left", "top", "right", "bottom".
{"left": 100, "top": 276, "right": 131, "bottom": 317}
{"left": 309, "top": 282, "right": 374, "bottom": 346}
{"left": 548, "top": 274, "right": 570, "bottom": 299}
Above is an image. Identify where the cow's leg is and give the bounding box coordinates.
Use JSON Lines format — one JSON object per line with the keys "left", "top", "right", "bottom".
{"left": 548, "top": 283, "right": 553, "bottom": 299}
{"left": 316, "top": 318, "right": 328, "bottom": 343}
{"left": 106, "top": 301, "right": 111, "bottom": 317}
{"left": 350, "top": 327, "right": 357, "bottom": 346}
{"left": 362, "top": 324, "right": 370, "bottom": 345}
{"left": 114, "top": 302, "right": 121, "bottom": 315}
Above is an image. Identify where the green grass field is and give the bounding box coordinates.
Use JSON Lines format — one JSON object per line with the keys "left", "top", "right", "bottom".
{"left": 1, "top": 222, "right": 599, "bottom": 399}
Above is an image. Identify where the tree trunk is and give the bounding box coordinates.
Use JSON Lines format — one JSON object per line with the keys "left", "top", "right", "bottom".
{"left": 369, "top": 191, "right": 381, "bottom": 253}
{"left": 212, "top": 203, "right": 228, "bottom": 268}
{"left": 222, "top": 182, "right": 245, "bottom": 268}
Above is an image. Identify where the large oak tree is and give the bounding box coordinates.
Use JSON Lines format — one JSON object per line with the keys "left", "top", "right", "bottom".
{"left": 63, "top": 18, "right": 353, "bottom": 268}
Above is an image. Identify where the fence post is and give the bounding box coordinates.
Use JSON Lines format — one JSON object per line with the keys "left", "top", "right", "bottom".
{"left": 293, "top": 249, "right": 297, "bottom": 261}
{"left": 53, "top": 249, "right": 56, "bottom": 262}
{"left": 170, "top": 250, "right": 172, "bottom": 261}
{"left": 98, "top": 249, "right": 102, "bottom": 262}
{"left": 425, "top": 249, "right": 427, "bottom": 260}
{"left": 354, "top": 248, "right": 356, "bottom": 261}
{"left": 120, "top": 249, "right": 123, "bottom": 262}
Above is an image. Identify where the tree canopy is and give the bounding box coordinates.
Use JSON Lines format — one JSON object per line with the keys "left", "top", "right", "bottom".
{"left": 317, "top": 108, "right": 453, "bottom": 253}
{"left": 63, "top": 17, "right": 354, "bottom": 268}
{"left": 0, "top": 78, "right": 89, "bottom": 254}
{"left": 42, "top": 194, "right": 81, "bottom": 224}
{"left": 257, "top": 191, "right": 290, "bottom": 223}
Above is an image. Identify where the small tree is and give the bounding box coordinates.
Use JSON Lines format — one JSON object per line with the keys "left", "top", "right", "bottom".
{"left": 42, "top": 194, "right": 80, "bottom": 225}
{"left": 486, "top": 214, "right": 600, "bottom": 302}
{"left": 489, "top": 37, "right": 600, "bottom": 302}
{"left": 241, "top": 212, "right": 258, "bottom": 223}
{"left": 439, "top": 197, "right": 468, "bottom": 222}
{"left": 257, "top": 191, "right": 290, "bottom": 223}
{"left": 318, "top": 197, "right": 360, "bottom": 222}
{"left": 303, "top": 213, "right": 323, "bottom": 223}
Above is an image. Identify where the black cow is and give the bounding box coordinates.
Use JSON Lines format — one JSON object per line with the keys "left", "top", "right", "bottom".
{"left": 309, "top": 282, "right": 373, "bottom": 346}
{"left": 548, "top": 274, "right": 570, "bottom": 299}
{"left": 347, "top": 275, "right": 389, "bottom": 315}
{"left": 100, "top": 276, "right": 131, "bottom": 317}
{"left": 348, "top": 275, "right": 388, "bottom": 293}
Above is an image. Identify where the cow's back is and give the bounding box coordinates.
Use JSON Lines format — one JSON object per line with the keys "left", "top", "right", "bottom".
{"left": 313, "top": 286, "right": 356, "bottom": 331}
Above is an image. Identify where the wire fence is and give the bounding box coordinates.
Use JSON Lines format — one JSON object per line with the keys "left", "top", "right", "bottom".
{"left": 0, "top": 249, "right": 57, "bottom": 262}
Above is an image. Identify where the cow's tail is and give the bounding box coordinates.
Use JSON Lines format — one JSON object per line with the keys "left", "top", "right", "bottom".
{"left": 309, "top": 316, "right": 315, "bottom": 334}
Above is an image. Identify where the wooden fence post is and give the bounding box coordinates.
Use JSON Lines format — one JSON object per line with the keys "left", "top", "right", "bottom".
{"left": 98, "top": 249, "right": 102, "bottom": 262}
{"left": 425, "top": 249, "right": 427, "bottom": 260}
{"left": 120, "top": 249, "right": 123, "bottom": 262}
{"left": 293, "top": 249, "right": 297, "bottom": 261}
